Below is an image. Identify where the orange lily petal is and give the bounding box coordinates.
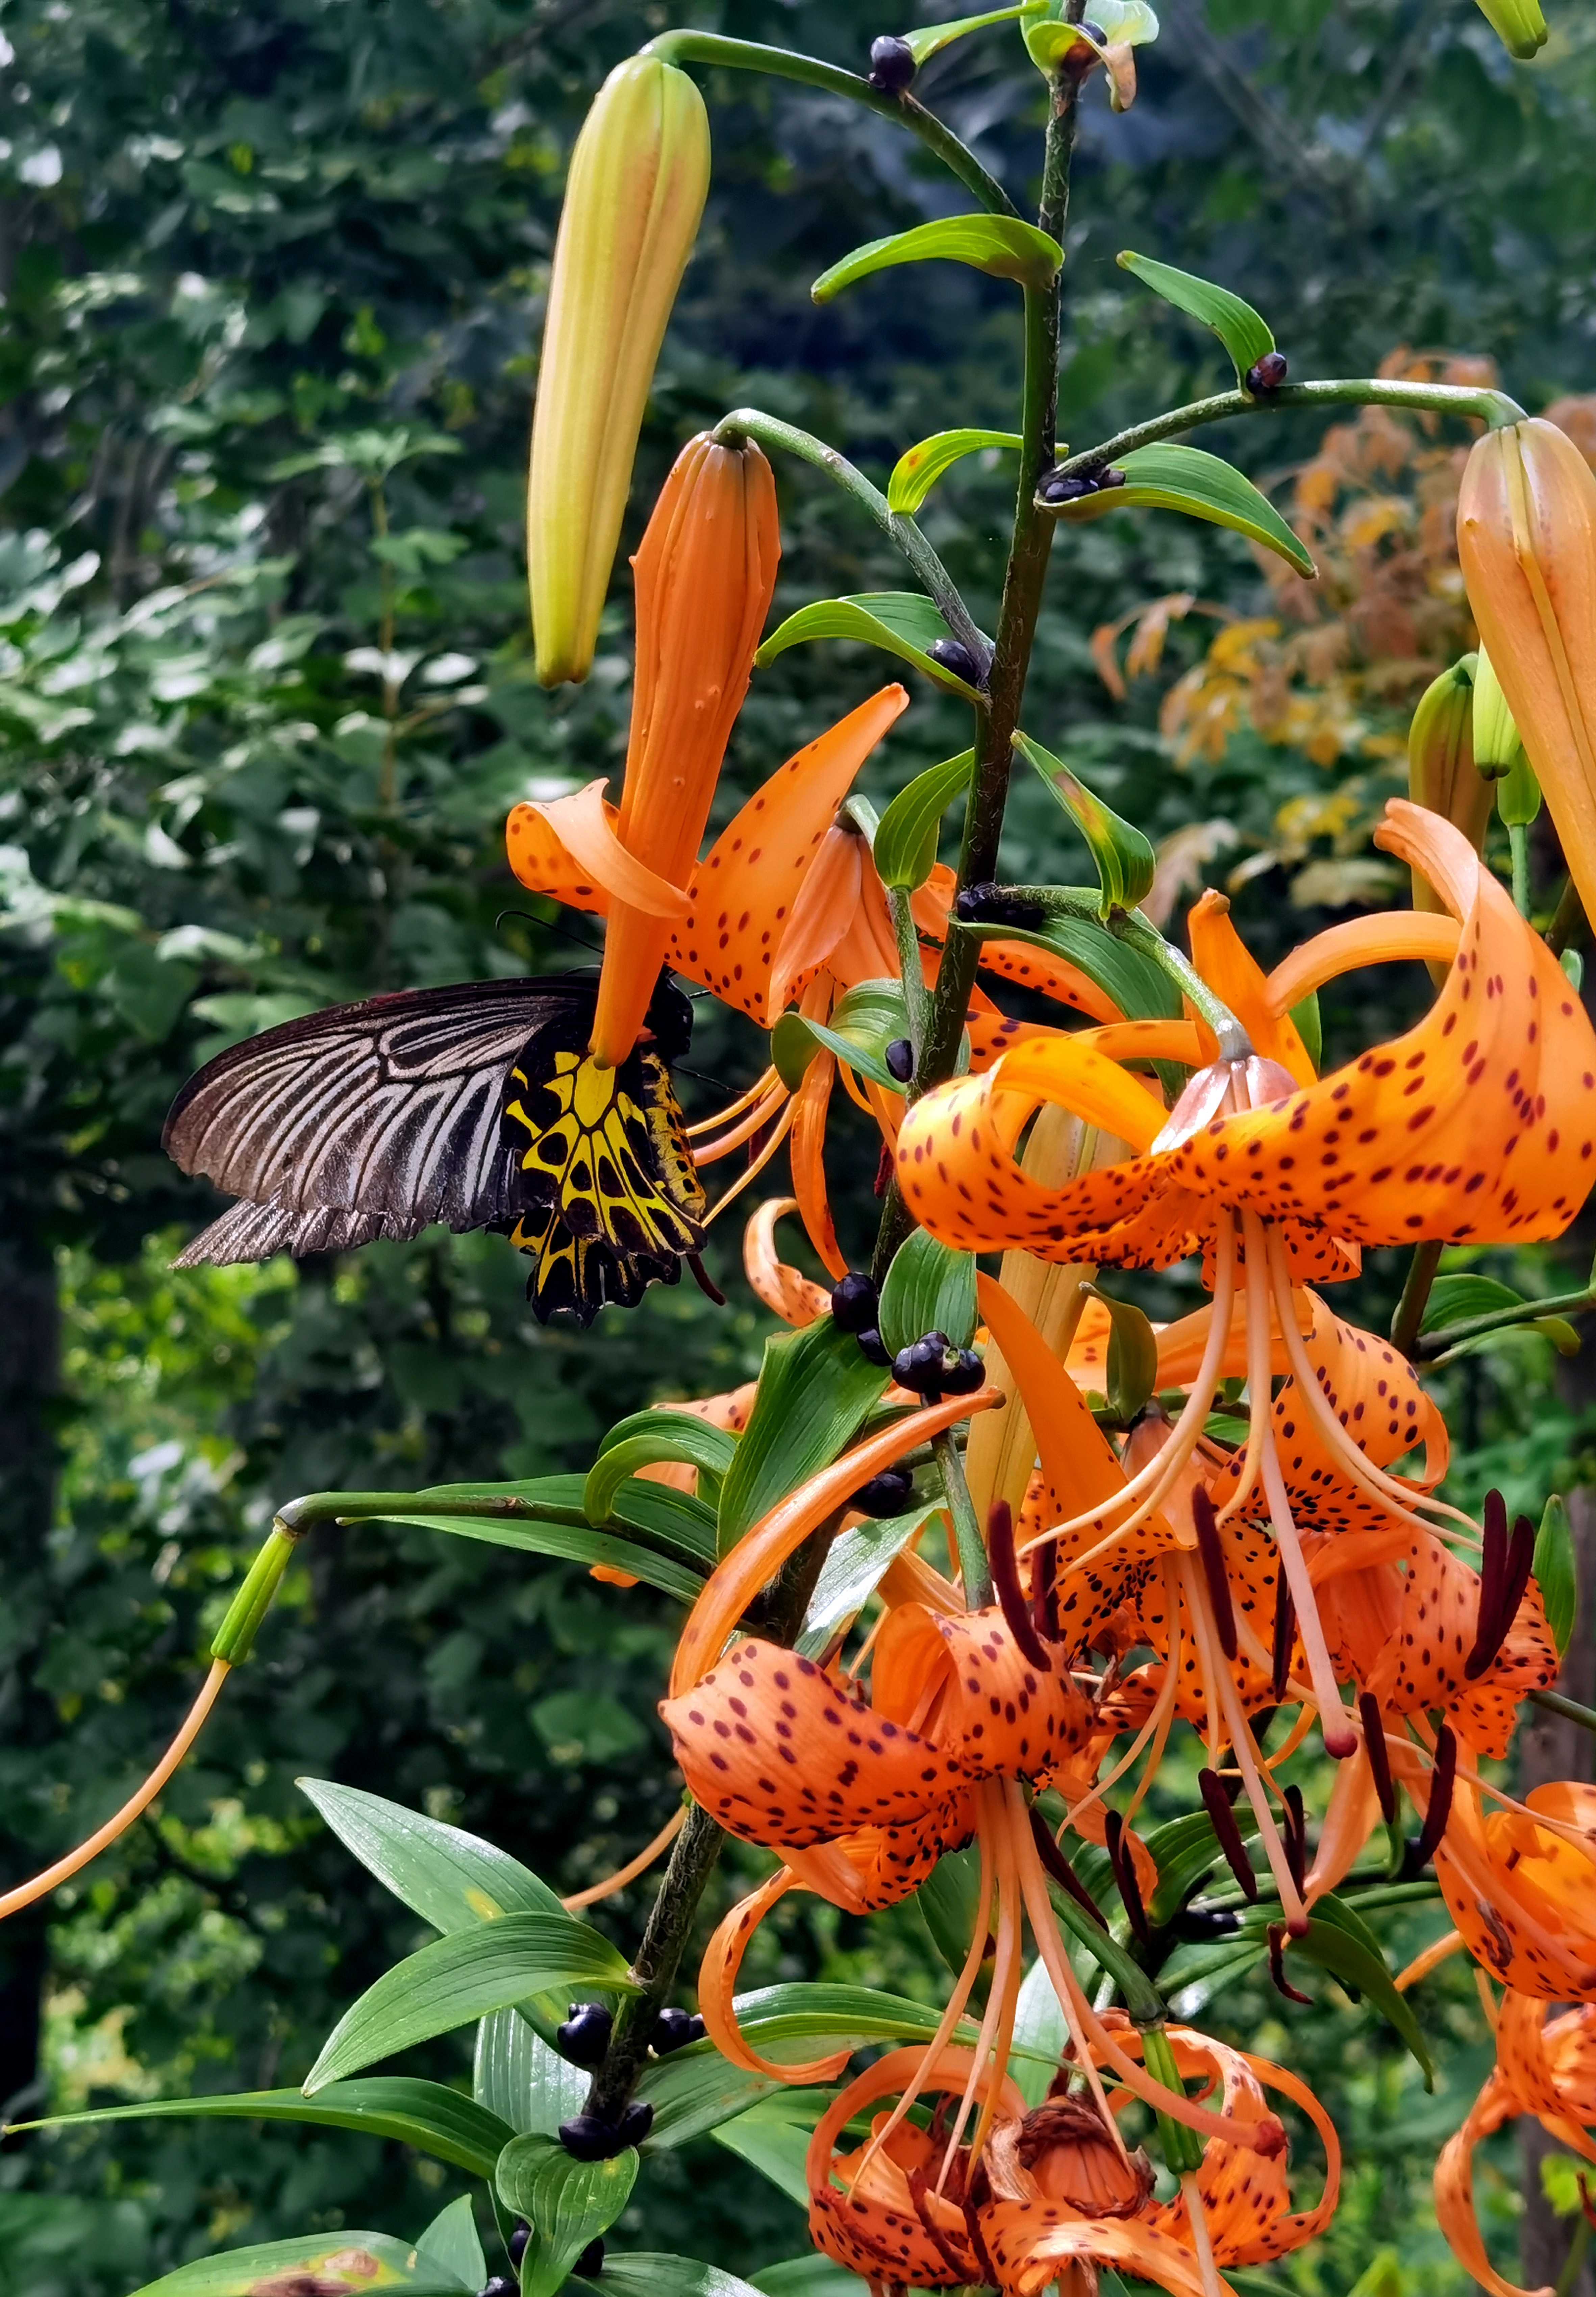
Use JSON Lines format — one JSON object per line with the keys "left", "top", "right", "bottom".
{"left": 1147, "top": 2031, "right": 1341, "bottom": 2265}
{"left": 985, "top": 2211, "right": 1230, "bottom": 2297}
{"left": 1436, "top": 2104, "right": 1550, "bottom": 2297}
{"left": 520, "top": 779, "right": 692, "bottom": 918}
{"left": 659, "top": 1639, "right": 968, "bottom": 1846}
{"left": 505, "top": 792, "right": 614, "bottom": 914}
{"left": 871, "top": 1601, "right": 1093, "bottom": 1779}
{"left": 1432, "top": 1776, "right": 1596, "bottom": 2001}
{"left": 699, "top": 1866, "right": 853, "bottom": 2082}
{"left": 743, "top": 1198, "right": 830, "bottom": 1327}
{"left": 669, "top": 1386, "right": 1002, "bottom": 1697}
{"left": 791, "top": 1048, "right": 847, "bottom": 1280}
{"left": 766, "top": 825, "right": 862, "bottom": 1018}
{"left": 1187, "top": 891, "right": 1315, "bottom": 1086}
{"left": 1265, "top": 912, "right": 1463, "bottom": 1016}
{"left": 668, "top": 686, "right": 909, "bottom": 1023}
{"left": 1362, "top": 1532, "right": 1555, "bottom": 1760}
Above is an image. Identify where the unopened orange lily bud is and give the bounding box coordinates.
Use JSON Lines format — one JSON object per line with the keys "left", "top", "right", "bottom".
{"left": 1458, "top": 416, "right": 1596, "bottom": 929}
{"left": 1405, "top": 656, "right": 1491, "bottom": 936}
{"left": 590, "top": 431, "right": 780, "bottom": 1066}
{"left": 527, "top": 55, "right": 711, "bottom": 688}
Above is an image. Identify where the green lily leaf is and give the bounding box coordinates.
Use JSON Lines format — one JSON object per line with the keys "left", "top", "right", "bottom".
{"left": 1024, "top": 0, "right": 1157, "bottom": 70}
{"left": 299, "top": 1779, "right": 567, "bottom": 1930}
{"left": 755, "top": 593, "right": 985, "bottom": 698}
{"left": 771, "top": 979, "right": 912, "bottom": 1095}
{"left": 886, "top": 429, "right": 1021, "bottom": 516}
{"left": 585, "top": 1412, "right": 737, "bottom": 1526}
{"left": 121, "top": 2234, "right": 468, "bottom": 2297}
{"left": 876, "top": 1228, "right": 978, "bottom": 1355}
{"left": 752, "top": 2261, "right": 869, "bottom": 2297}
{"left": 496, "top": 2134, "right": 638, "bottom": 2297}
{"left": 1013, "top": 733, "right": 1156, "bottom": 915}
{"left": 1082, "top": 1284, "right": 1160, "bottom": 1423}
{"left": 305, "top": 1915, "right": 636, "bottom": 2092}
{"left": 916, "top": 1843, "right": 987, "bottom": 1981}
{"left": 1291, "top": 988, "right": 1323, "bottom": 1070}
{"left": 796, "top": 1503, "right": 945, "bottom": 1659}
{"left": 634, "top": 2048, "right": 787, "bottom": 2150}
{"left": 1116, "top": 251, "right": 1274, "bottom": 385}
{"left": 1299, "top": 1896, "right": 1435, "bottom": 2085}
{"left": 898, "top": 3, "right": 1038, "bottom": 66}
{"left": 417, "top": 2197, "right": 486, "bottom": 2295}
{"left": 874, "top": 751, "right": 974, "bottom": 892}
{"left": 716, "top": 1317, "right": 889, "bottom": 1556}
{"left": 6, "top": 2081, "right": 513, "bottom": 2182}
{"left": 1042, "top": 443, "right": 1315, "bottom": 579}
{"left": 474, "top": 2006, "right": 588, "bottom": 2137}
{"left": 1534, "top": 1495, "right": 1578, "bottom": 1657}
{"left": 813, "top": 216, "right": 1062, "bottom": 303}
{"left": 361, "top": 1473, "right": 707, "bottom": 1602}
{"left": 711, "top": 2093, "right": 836, "bottom": 2207}
{"left": 1010, "top": 1954, "right": 1069, "bottom": 2110}
{"left": 575, "top": 2257, "right": 772, "bottom": 2297}
{"left": 1420, "top": 1273, "right": 1580, "bottom": 1360}
{"left": 1144, "top": 1805, "right": 1258, "bottom": 1927}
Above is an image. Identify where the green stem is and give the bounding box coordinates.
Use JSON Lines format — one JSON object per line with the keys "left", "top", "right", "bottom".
{"left": 711, "top": 406, "right": 986, "bottom": 667}
{"left": 1530, "top": 1687, "right": 1596, "bottom": 1735}
{"left": 1548, "top": 875, "right": 1590, "bottom": 960}
{"left": 1555, "top": 2215, "right": 1590, "bottom": 2297}
{"left": 1511, "top": 822, "right": 1532, "bottom": 917}
{"left": 1048, "top": 376, "right": 1528, "bottom": 484}
{"left": 1391, "top": 1239, "right": 1444, "bottom": 1361}
{"left": 1417, "top": 1283, "right": 1596, "bottom": 1362}
{"left": 1112, "top": 911, "right": 1251, "bottom": 1060}
{"left": 934, "top": 1427, "right": 993, "bottom": 1608}
{"left": 641, "top": 31, "right": 1019, "bottom": 219}
{"left": 1046, "top": 1885, "right": 1167, "bottom": 2028}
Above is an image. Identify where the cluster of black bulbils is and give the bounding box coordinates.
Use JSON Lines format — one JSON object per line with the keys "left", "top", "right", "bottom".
{"left": 548, "top": 2001, "right": 706, "bottom": 2164}
{"left": 830, "top": 1272, "right": 984, "bottom": 1410}
{"left": 952, "top": 883, "right": 1046, "bottom": 931}
{"left": 1245, "top": 351, "right": 1289, "bottom": 395}
{"left": 1039, "top": 464, "right": 1127, "bottom": 505}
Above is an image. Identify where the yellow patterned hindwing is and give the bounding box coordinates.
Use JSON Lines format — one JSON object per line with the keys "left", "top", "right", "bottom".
{"left": 502, "top": 1043, "right": 705, "bottom": 1262}
{"left": 505, "top": 1202, "right": 681, "bottom": 1326}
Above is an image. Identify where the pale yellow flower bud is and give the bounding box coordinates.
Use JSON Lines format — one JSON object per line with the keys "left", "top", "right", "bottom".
{"left": 1458, "top": 416, "right": 1596, "bottom": 930}
{"left": 1471, "top": 0, "right": 1547, "bottom": 59}
{"left": 527, "top": 55, "right": 710, "bottom": 687}
{"left": 1471, "top": 645, "right": 1523, "bottom": 779}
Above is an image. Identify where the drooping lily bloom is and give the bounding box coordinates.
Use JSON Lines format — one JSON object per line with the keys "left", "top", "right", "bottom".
{"left": 1437, "top": 1990, "right": 1596, "bottom": 2297}
{"left": 897, "top": 802, "right": 1596, "bottom": 1754}
{"left": 1430, "top": 1778, "right": 1596, "bottom": 2000}
{"left": 977, "top": 2026, "right": 1339, "bottom": 2297}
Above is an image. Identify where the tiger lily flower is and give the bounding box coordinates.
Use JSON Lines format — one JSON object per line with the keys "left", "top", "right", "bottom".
{"left": 1458, "top": 419, "right": 1596, "bottom": 924}
{"left": 1430, "top": 1777, "right": 1596, "bottom": 2001}
{"left": 1437, "top": 1991, "right": 1596, "bottom": 2297}
{"left": 897, "top": 802, "right": 1596, "bottom": 1755}
{"left": 978, "top": 2026, "right": 1339, "bottom": 2297}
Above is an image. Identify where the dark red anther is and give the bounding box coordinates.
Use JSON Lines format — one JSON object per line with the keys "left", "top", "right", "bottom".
{"left": 1358, "top": 1691, "right": 1397, "bottom": 1825}
{"left": 989, "top": 1500, "right": 1052, "bottom": 1671}
{"left": 1031, "top": 1534, "right": 1061, "bottom": 1644}
{"left": 1271, "top": 1562, "right": 1295, "bottom": 1702}
{"left": 1028, "top": 1803, "right": 1110, "bottom": 1931}
{"left": 1415, "top": 1724, "right": 1458, "bottom": 1866}
{"left": 908, "top": 2168, "right": 976, "bottom": 2281}
{"left": 1191, "top": 1486, "right": 1238, "bottom": 1661}
{"left": 1104, "top": 1808, "right": 1150, "bottom": 1944}
{"left": 1281, "top": 1784, "right": 1307, "bottom": 1896}
{"left": 1267, "top": 1922, "right": 1313, "bottom": 2005}
{"left": 1198, "top": 1766, "right": 1258, "bottom": 1900}
{"left": 1466, "top": 1505, "right": 1536, "bottom": 1680}
{"left": 873, "top": 1140, "right": 895, "bottom": 1197}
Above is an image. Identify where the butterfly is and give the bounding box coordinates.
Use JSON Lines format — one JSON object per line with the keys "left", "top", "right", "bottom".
{"left": 161, "top": 973, "right": 708, "bottom": 1325}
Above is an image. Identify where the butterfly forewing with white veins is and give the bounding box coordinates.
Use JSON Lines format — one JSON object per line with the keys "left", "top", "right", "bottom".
{"left": 161, "top": 974, "right": 707, "bottom": 1325}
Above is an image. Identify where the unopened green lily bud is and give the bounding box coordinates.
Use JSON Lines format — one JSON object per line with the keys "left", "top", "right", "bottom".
{"left": 1472, "top": 0, "right": 1547, "bottom": 60}
{"left": 1473, "top": 645, "right": 1524, "bottom": 780}
{"left": 527, "top": 55, "right": 711, "bottom": 687}
{"left": 1407, "top": 656, "right": 1492, "bottom": 930}
{"left": 1497, "top": 749, "right": 1543, "bottom": 830}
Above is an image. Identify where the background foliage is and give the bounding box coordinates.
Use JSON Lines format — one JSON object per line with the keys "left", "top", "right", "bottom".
{"left": 3, "top": 0, "right": 1596, "bottom": 2291}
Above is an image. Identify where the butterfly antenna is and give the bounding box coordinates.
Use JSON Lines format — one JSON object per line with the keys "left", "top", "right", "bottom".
{"left": 494, "top": 907, "right": 604, "bottom": 959}
{"left": 673, "top": 1064, "right": 736, "bottom": 1094}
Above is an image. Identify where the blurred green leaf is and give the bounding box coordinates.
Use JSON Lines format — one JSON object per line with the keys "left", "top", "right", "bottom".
{"left": 812, "top": 216, "right": 1063, "bottom": 302}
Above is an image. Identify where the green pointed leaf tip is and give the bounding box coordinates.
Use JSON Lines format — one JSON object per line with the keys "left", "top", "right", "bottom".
{"left": 876, "top": 1228, "right": 978, "bottom": 1356}
{"left": 900, "top": 3, "right": 1036, "bottom": 68}
{"left": 796, "top": 1503, "right": 944, "bottom": 1659}
{"left": 754, "top": 594, "right": 986, "bottom": 699}
{"left": 496, "top": 2134, "right": 638, "bottom": 2297}
{"left": 770, "top": 979, "right": 913, "bottom": 1094}
{"left": 304, "top": 1913, "right": 635, "bottom": 2092}
{"left": 1013, "top": 734, "right": 1156, "bottom": 914}
{"left": 1044, "top": 444, "right": 1316, "bottom": 580}
{"left": 1116, "top": 251, "right": 1274, "bottom": 382}
{"left": 1024, "top": 0, "right": 1158, "bottom": 70}
{"left": 1084, "top": 1285, "right": 1159, "bottom": 1423}
{"left": 715, "top": 1316, "right": 889, "bottom": 1556}
{"left": 1534, "top": 1495, "right": 1578, "bottom": 1657}
{"left": 812, "top": 216, "right": 1063, "bottom": 304}
{"left": 417, "top": 2196, "right": 486, "bottom": 2295}
{"left": 874, "top": 751, "right": 974, "bottom": 891}
{"left": 886, "top": 430, "right": 1021, "bottom": 516}
{"left": 584, "top": 1412, "right": 736, "bottom": 1525}
{"left": 297, "top": 1779, "right": 566, "bottom": 1931}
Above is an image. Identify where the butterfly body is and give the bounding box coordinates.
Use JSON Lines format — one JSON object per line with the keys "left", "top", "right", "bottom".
{"left": 163, "top": 974, "right": 704, "bottom": 1324}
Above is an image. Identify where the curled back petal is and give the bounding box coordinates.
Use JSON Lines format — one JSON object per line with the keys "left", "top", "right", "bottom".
{"left": 1187, "top": 891, "right": 1316, "bottom": 1085}
{"left": 1436, "top": 2104, "right": 1553, "bottom": 2297}
{"left": 505, "top": 793, "right": 614, "bottom": 914}
{"left": 1148, "top": 2030, "right": 1342, "bottom": 2265}
{"left": 983, "top": 2209, "right": 1229, "bottom": 2297}
{"left": 1264, "top": 911, "right": 1463, "bottom": 1015}
{"left": 1361, "top": 1533, "right": 1555, "bottom": 1760}
{"left": 743, "top": 1199, "right": 830, "bottom": 1327}
{"left": 517, "top": 780, "right": 693, "bottom": 918}
{"left": 698, "top": 1867, "right": 852, "bottom": 2083}
{"left": 871, "top": 1602, "right": 1094, "bottom": 1780}
{"left": 659, "top": 1638, "right": 967, "bottom": 1848}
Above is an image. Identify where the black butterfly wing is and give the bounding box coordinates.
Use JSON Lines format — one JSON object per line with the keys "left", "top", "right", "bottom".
{"left": 164, "top": 978, "right": 596, "bottom": 1244}
{"left": 171, "top": 1199, "right": 397, "bottom": 1269}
